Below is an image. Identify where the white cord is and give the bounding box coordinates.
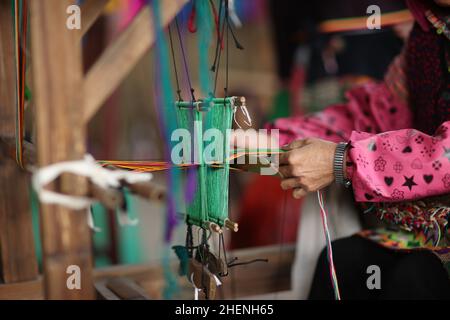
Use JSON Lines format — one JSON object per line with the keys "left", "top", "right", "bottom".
{"left": 32, "top": 154, "right": 152, "bottom": 229}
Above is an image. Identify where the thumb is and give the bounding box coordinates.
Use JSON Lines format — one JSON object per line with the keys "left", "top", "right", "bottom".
{"left": 282, "top": 138, "right": 310, "bottom": 150}
{"left": 293, "top": 188, "right": 308, "bottom": 199}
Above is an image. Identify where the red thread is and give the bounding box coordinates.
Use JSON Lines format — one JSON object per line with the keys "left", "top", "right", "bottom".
{"left": 188, "top": 6, "right": 197, "bottom": 33}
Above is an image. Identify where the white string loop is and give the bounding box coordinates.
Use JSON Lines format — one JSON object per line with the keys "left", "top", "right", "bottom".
{"left": 32, "top": 154, "right": 152, "bottom": 230}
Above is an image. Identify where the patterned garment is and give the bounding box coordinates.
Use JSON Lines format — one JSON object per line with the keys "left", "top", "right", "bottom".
{"left": 359, "top": 229, "right": 450, "bottom": 278}
{"left": 267, "top": 2, "right": 450, "bottom": 276}
{"left": 362, "top": 195, "right": 450, "bottom": 242}
{"left": 360, "top": 195, "right": 450, "bottom": 276}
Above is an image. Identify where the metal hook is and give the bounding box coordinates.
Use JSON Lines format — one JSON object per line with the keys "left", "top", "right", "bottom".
{"left": 232, "top": 96, "right": 252, "bottom": 128}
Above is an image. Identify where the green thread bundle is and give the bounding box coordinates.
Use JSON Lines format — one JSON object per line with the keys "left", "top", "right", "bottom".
{"left": 176, "top": 98, "right": 234, "bottom": 228}
{"left": 205, "top": 100, "right": 233, "bottom": 225}
{"left": 175, "top": 106, "right": 208, "bottom": 227}
{"left": 195, "top": 0, "right": 214, "bottom": 97}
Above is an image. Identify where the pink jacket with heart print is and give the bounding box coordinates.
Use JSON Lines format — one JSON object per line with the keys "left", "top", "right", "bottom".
{"left": 267, "top": 62, "right": 450, "bottom": 203}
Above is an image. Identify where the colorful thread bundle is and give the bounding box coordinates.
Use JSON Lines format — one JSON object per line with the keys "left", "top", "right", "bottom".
{"left": 317, "top": 190, "right": 341, "bottom": 300}
{"left": 98, "top": 148, "right": 283, "bottom": 172}
{"left": 363, "top": 196, "right": 450, "bottom": 247}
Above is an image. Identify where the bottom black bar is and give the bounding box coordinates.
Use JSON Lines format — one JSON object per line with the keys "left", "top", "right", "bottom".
{"left": 0, "top": 300, "right": 444, "bottom": 319}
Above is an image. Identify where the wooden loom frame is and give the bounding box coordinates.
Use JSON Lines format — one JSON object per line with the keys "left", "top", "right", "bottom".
{"left": 0, "top": 0, "right": 293, "bottom": 300}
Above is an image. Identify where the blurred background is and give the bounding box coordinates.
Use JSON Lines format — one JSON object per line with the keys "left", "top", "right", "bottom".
{"left": 23, "top": 0, "right": 413, "bottom": 298}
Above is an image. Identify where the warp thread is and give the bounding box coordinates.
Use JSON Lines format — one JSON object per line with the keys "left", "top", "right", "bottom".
{"left": 317, "top": 190, "right": 341, "bottom": 300}
{"left": 151, "top": 0, "right": 183, "bottom": 242}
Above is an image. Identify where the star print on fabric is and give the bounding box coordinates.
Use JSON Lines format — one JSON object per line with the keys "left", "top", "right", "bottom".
{"left": 402, "top": 175, "right": 418, "bottom": 191}
{"left": 443, "top": 147, "right": 450, "bottom": 161}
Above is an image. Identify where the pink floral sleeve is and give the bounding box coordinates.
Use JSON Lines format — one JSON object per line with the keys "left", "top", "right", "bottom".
{"left": 347, "top": 122, "right": 450, "bottom": 202}
{"left": 266, "top": 57, "right": 450, "bottom": 202}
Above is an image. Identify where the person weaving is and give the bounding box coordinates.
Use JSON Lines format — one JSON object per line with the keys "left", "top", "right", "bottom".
{"left": 262, "top": 0, "right": 450, "bottom": 299}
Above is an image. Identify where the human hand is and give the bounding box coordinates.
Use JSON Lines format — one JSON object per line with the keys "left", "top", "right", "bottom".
{"left": 278, "top": 138, "right": 337, "bottom": 199}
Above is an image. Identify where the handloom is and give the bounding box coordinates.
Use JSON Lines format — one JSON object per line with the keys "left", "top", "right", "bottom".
{"left": 5, "top": 0, "right": 342, "bottom": 300}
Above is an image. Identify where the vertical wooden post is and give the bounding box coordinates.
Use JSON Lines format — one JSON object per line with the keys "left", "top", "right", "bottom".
{"left": 0, "top": 0, "right": 16, "bottom": 137}
{"left": 0, "top": 0, "right": 38, "bottom": 284}
{"left": 30, "top": 0, "right": 94, "bottom": 299}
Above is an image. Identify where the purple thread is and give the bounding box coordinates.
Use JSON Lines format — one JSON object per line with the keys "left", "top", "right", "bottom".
{"left": 185, "top": 166, "right": 198, "bottom": 203}
{"left": 151, "top": 0, "right": 178, "bottom": 241}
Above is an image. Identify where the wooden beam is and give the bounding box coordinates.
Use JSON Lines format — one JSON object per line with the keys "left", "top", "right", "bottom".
{"left": 77, "top": 0, "right": 109, "bottom": 40}
{"left": 0, "top": 0, "right": 39, "bottom": 284}
{"left": 0, "top": 245, "right": 295, "bottom": 299}
{"left": 0, "top": 137, "right": 36, "bottom": 167}
{"left": 219, "top": 244, "right": 294, "bottom": 299}
{"left": 83, "top": 0, "right": 188, "bottom": 123}
{"left": 95, "top": 244, "right": 295, "bottom": 299}
{"left": 30, "top": 0, "right": 94, "bottom": 299}
{"left": 0, "top": 156, "right": 39, "bottom": 283}
{"left": 0, "top": 0, "right": 16, "bottom": 137}
{"left": 0, "top": 278, "right": 43, "bottom": 300}
{"left": 126, "top": 181, "right": 166, "bottom": 202}
{"left": 104, "top": 277, "right": 150, "bottom": 300}
{"left": 95, "top": 280, "right": 120, "bottom": 300}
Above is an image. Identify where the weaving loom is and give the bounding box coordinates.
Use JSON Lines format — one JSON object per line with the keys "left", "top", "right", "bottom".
{"left": 0, "top": 0, "right": 341, "bottom": 301}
